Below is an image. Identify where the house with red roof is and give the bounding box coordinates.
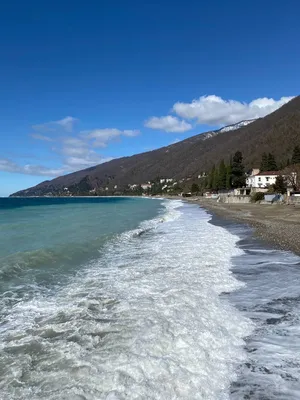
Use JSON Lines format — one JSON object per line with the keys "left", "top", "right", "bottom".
{"left": 246, "top": 170, "right": 279, "bottom": 189}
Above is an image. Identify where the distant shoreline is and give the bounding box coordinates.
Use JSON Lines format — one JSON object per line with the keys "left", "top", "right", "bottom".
{"left": 182, "top": 197, "right": 300, "bottom": 256}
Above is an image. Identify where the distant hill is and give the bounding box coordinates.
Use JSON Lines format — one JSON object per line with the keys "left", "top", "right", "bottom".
{"left": 11, "top": 96, "right": 300, "bottom": 196}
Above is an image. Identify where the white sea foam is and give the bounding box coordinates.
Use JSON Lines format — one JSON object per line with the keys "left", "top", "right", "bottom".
{"left": 0, "top": 200, "right": 253, "bottom": 400}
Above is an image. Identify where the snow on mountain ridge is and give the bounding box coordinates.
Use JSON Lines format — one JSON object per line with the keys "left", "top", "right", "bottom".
{"left": 219, "top": 119, "right": 257, "bottom": 133}
{"left": 200, "top": 119, "right": 257, "bottom": 141}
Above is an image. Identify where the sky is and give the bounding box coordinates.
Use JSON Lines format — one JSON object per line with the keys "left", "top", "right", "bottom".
{"left": 0, "top": 0, "right": 299, "bottom": 196}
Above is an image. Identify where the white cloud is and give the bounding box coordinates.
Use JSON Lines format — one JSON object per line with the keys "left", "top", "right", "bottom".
{"left": 63, "top": 147, "right": 88, "bottom": 157}
{"left": 56, "top": 116, "right": 78, "bottom": 132}
{"left": 65, "top": 155, "right": 113, "bottom": 169}
{"left": 31, "top": 133, "right": 53, "bottom": 142}
{"left": 83, "top": 128, "right": 140, "bottom": 147}
{"left": 2, "top": 128, "right": 117, "bottom": 177}
{"left": 60, "top": 138, "right": 110, "bottom": 169}
{"left": 122, "top": 129, "right": 140, "bottom": 137}
{"left": 0, "top": 154, "right": 113, "bottom": 177}
{"left": 0, "top": 158, "right": 68, "bottom": 177}
{"left": 144, "top": 116, "right": 192, "bottom": 133}
{"left": 173, "top": 95, "right": 295, "bottom": 126}
{"left": 32, "top": 116, "right": 78, "bottom": 133}
{"left": 4, "top": 116, "right": 138, "bottom": 180}
{"left": 62, "top": 138, "right": 87, "bottom": 155}
{"left": 55, "top": 136, "right": 114, "bottom": 170}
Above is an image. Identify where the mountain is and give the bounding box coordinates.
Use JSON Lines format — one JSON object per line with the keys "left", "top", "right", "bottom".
{"left": 11, "top": 96, "right": 300, "bottom": 196}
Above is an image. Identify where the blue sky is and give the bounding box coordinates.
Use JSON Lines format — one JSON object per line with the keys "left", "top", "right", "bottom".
{"left": 0, "top": 0, "right": 298, "bottom": 196}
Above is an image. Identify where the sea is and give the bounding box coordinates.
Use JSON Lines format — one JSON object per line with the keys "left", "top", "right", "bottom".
{"left": 0, "top": 196, "right": 300, "bottom": 400}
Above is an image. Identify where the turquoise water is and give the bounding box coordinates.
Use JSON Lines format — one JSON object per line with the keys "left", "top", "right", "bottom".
{"left": 0, "top": 197, "right": 163, "bottom": 292}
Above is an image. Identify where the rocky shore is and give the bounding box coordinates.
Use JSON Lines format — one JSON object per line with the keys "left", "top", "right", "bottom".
{"left": 184, "top": 197, "right": 300, "bottom": 256}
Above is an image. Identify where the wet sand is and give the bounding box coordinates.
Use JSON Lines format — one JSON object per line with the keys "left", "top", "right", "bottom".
{"left": 184, "top": 197, "right": 300, "bottom": 255}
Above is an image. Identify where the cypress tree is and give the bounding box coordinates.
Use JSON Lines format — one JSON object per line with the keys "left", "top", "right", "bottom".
{"left": 273, "top": 175, "right": 286, "bottom": 194}
{"left": 218, "top": 159, "right": 227, "bottom": 190}
{"left": 207, "top": 165, "right": 215, "bottom": 189}
{"left": 231, "top": 151, "right": 246, "bottom": 188}
{"left": 191, "top": 183, "right": 200, "bottom": 193}
{"left": 267, "top": 153, "right": 278, "bottom": 171}
{"left": 260, "top": 152, "right": 268, "bottom": 172}
{"left": 291, "top": 146, "right": 300, "bottom": 164}
{"left": 226, "top": 164, "right": 232, "bottom": 189}
{"left": 212, "top": 166, "right": 219, "bottom": 190}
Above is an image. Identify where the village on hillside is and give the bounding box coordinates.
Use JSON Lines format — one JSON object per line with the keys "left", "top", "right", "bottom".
{"left": 58, "top": 145, "right": 300, "bottom": 204}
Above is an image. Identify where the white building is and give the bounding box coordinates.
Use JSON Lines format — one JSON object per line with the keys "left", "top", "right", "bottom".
{"left": 141, "top": 183, "right": 151, "bottom": 190}
{"left": 129, "top": 184, "right": 138, "bottom": 189}
{"left": 246, "top": 171, "right": 278, "bottom": 188}
{"left": 160, "top": 178, "right": 173, "bottom": 184}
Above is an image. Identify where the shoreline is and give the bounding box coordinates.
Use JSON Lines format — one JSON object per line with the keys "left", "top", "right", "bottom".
{"left": 181, "top": 197, "right": 300, "bottom": 256}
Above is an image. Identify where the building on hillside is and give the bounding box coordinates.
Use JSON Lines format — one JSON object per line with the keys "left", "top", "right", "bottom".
{"left": 246, "top": 171, "right": 279, "bottom": 189}
{"left": 129, "top": 184, "right": 138, "bottom": 190}
{"left": 160, "top": 178, "right": 173, "bottom": 184}
{"left": 141, "top": 183, "right": 151, "bottom": 190}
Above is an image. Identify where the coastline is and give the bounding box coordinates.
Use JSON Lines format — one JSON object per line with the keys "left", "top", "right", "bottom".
{"left": 182, "top": 197, "right": 300, "bottom": 256}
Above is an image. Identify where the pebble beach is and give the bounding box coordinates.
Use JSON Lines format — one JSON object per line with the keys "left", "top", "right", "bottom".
{"left": 185, "top": 197, "right": 300, "bottom": 255}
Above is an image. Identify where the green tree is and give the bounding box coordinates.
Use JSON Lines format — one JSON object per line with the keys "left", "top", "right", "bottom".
{"left": 212, "top": 166, "right": 219, "bottom": 190}
{"left": 231, "top": 151, "right": 246, "bottom": 188}
{"left": 207, "top": 165, "right": 215, "bottom": 189}
{"left": 150, "top": 182, "right": 163, "bottom": 195}
{"left": 260, "top": 152, "right": 268, "bottom": 172}
{"left": 267, "top": 153, "right": 278, "bottom": 171}
{"left": 218, "top": 159, "right": 227, "bottom": 190}
{"left": 172, "top": 184, "right": 182, "bottom": 194}
{"left": 278, "top": 161, "right": 286, "bottom": 171}
{"left": 226, "top": 163, "right": 232, "bottom": 189}
{"left": 273, "top": 175, "right": 287, "bottom": 194}
{"left": 191, "top": 183, "right": 200, "bottom": 193}
{"left": 291, "top": 145, "right": 300, "bottom": 164}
